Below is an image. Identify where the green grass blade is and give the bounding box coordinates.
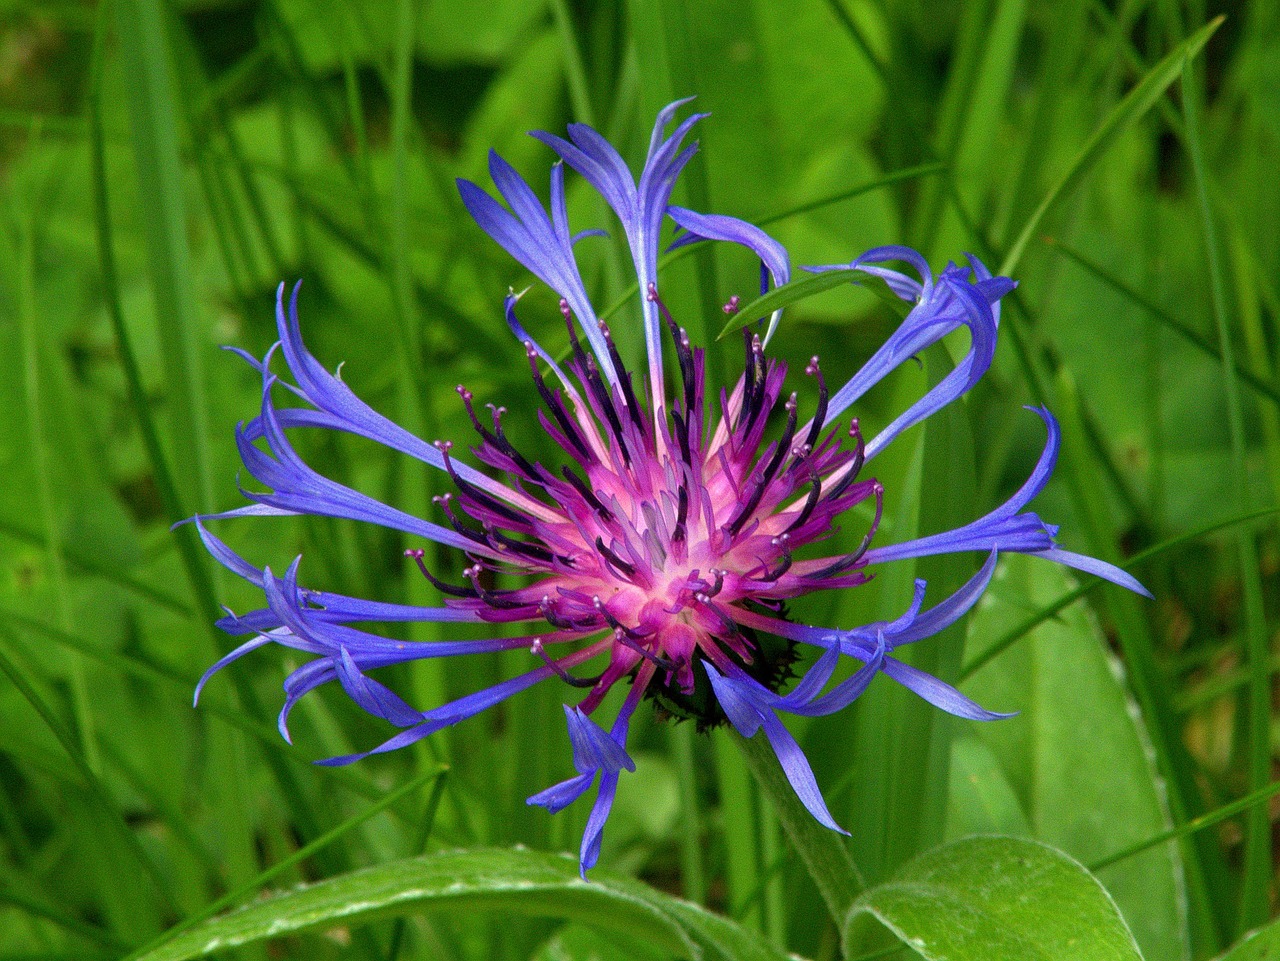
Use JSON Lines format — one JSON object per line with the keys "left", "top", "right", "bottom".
{"left": 1181, "top": 61, "right": 1273, "bottom": 936}
{"left": 0, "top": 884, "right": 131, "bottom": 953}
{"left": 0, "top": 603, "right": 387, "bottom": 802}
{"left": 123, "top": 765, "right": 449, "bottom": 961}
{"left": 714, "top": 269, "right": 858, "bottom": 340}
{"left": 14, "top": 162, "right": 99, "bottom": 775}
{"left": 670, "top": 722, "right": 707, "bottom": 904}
{"left": 0, "top": 626, "right": 179, "bottom": 923}
{"left": 960, "top": 506, "right": 1280, "bottom": 681}
{"left": 1000, "top": 17, "right": 1222, "bottom": 275}
{"left": 755, "top": 162, "right": 947, "bottom": 227}
{"left": 1090, "top": 779, "right": 1280, "bottom": 874}
{"left": 0, "top": 514, "right": 191, "bottom": 613}
{"left": 114, "top": 0, "right": 214, "bottom": 517}
{"left": 1044, "top": 237, "right": 1280, "bottom": 406}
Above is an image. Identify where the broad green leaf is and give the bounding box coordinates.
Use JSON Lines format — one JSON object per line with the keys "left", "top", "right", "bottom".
{"left": 844, "top": 836, "right": 1144, "bottom": 961}
{"left": 1214, "top": 917, "right": 1280, "bottom": 961}
{"left": 956, "top": 555, "right": 1186, "bottom": 960}
{"left": 132, "top": 848, "right": 793, "bottom": 961}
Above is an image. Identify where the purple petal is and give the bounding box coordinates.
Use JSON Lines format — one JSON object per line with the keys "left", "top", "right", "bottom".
{"left": 579, "top": 770, "right": 622, "bottom": 875}
{"left": 881, "top": 657, "right": 1014, "bottom": 720}
{"left": 333, "top": 645, "right": 422, "bottom": 727}
{"left": 317, "top": 661, "right": 567, "bottom": 766}
{"left": 1034, "top": 548, "right": 1153, "bottom": 598}
{"left": 527, "top": 772, "right": 595, "bottom": 814}
{"left": 758, "top": 711, "right": 847, "bottom": 833}
{"left": 565, "top": 705, "right": 635, "bottom": 774}
{"left": 667, "top": 206, "right": 792, "bottom": 342}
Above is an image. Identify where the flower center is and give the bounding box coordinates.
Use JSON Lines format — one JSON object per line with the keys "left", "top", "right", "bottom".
{"left": 423, "top": 301, "right": 882, "bottom": 725}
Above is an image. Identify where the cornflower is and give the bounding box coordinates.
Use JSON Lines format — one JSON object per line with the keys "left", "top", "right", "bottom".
{"left": 188, "top": 100, "right": 1148, "bottom": 874}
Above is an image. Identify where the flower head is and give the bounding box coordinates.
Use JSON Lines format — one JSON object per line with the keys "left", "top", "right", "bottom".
{"left": 187, "top": 102, "right": 1148, "bottom": 874}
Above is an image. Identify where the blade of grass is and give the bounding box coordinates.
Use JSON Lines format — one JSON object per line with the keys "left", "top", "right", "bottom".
{"left": 122, "top": 764, "right": 449, "bottom": 961}
{"left": 0, "top": 885, "right": 131, "bottom": 953}
{"left": 0, "top": 602, "right": 388, "bottom": 803}
{"left": 1181, "top": 61, "right": 1273, "bottom": 936}
{"left": 714, "top": 731, "right": 763, "bottom": 929}
{"left": 1090, "top": 779, "right": 1280, "bottom": 874}
{"left": 0, "top": 625, "right": 179, "bottom": 921}
{"left": 1230, "top": 233, "right": 1280, "bottom": 498}
{"left": 95, "top": 5, "right": 273, "bottom": 908}
{"left": 670, "top": 722, "right": 707, "bottom": 904}
{"left": 714, "top": 269, "right": 858, "bottom": 340}
{"left": 960, "top": 506, "right": 1280, "bottom": 681}
{"left": 1044, "top": 236, "right": 1280, "bottom": 406}
{"left": 96, "top": 5, "right": 384, "bottom": 880}
{"left": 114, "top": 0, "right": 215, "bottom": 517}
{"left": 999, "top": 17, "right": 1222, "bottom": 275}
{"left": 13, "top": 144, "right": 100, "bottom": 775}
{"left": 756, "top": 162, "right": 947, "bottom": 227}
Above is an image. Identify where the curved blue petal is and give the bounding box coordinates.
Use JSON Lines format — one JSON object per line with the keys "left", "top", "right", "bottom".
{"left": 881, "top": 657, "right": 1015, "bottom": 721}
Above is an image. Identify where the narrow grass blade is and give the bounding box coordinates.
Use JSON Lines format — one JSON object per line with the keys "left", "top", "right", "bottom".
{"left": 670, "top": 722, "right": 707, "bottom": 903}
{"left": 1181, "top": 62, "right": 1273, "bottom": 936}
{"left": 1044, "top": 237, "right": 1280, "bottom": 406}
{"left": 0, "top": 516, "right": 190, "bottom": 615}
{"left": 14, "top": 166, "right": 99, "bottom": 774}
{"left": 114, "top": 0, "right": 214, "bottom": 516}
{"left": 0, "top": 626, "right": 179, "bottom": 919}
{"left": 1001, "top": 17, "right": 1222, "bottom": 276}
{"left": 1090, "top": 779, "right": 1280, "bottom": 874}
{"left": 960, "top": 506, "right": 1279, "bottom": 681}
{"left": 714, "top": 269, "right": 858, "bottom": 340}
{"left": 0, "top": 884, "right": 131, "bottom": 953}
{"left": 0, "top": 602, "right": 387, "bottom": 802}
{"left": 123, "top": 765, "right": 449, "bottom": 961}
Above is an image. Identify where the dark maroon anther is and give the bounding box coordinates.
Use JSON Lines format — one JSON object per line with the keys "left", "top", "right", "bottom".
{"left": 405, "top": 548, "right": 475, "bottom": 598}
{"left": 595, "top": 536, "right": 637, "bottom": 579}
{"left": 530, "top": 637, "right": 598, "bottom": 687}
{"left": 784, "top": 470, "right": 823, "bottom": 534}
{"left": 803, "top": 356, "right": 829, "bottom": 450}
{"left": 613, "top": 630, "right": 678, "bottom": 672}
{"left": 580, "top": 354, "right": 632, "bottom": 467}
{"left": 524, "top": 350, "right": 590, "bottom": 458}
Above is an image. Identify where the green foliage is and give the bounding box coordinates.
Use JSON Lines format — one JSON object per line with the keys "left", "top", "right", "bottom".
{"left": 845, "top": 836, "right": 1143, "bottom": 961}
{"left": 0, "top": 0, "right": 1275, "bottom": 958}
{"left": 131, "top": 848, "right": 789, "bottom": 961}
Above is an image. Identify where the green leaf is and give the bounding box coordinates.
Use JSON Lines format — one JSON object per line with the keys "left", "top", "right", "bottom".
{"left": 956, "top": 555, "right": 1186, "bottom": 960}
{"left": 1215, "top": 917, "right": 1280, "bottom": 961}
{"left": 715, "top": 269, "right": 858, "bottom": 340}
{"left": 132, "top": 848, "right": 793, "bottom": 961}
{"left": 844, "top": 836, "right": 1144, "bottom": 961}
{"left": 1000, "top": 16, "right": 1222, "bottom": 275}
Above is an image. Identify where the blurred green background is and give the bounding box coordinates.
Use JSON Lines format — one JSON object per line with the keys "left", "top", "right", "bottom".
{"left": 0, "top": 0, "right": 1276, "bottom": 958}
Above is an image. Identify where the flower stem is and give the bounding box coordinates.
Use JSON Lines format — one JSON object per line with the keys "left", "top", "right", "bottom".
{"left": 732, "top": 730, "right": 863, "bottom": 924}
